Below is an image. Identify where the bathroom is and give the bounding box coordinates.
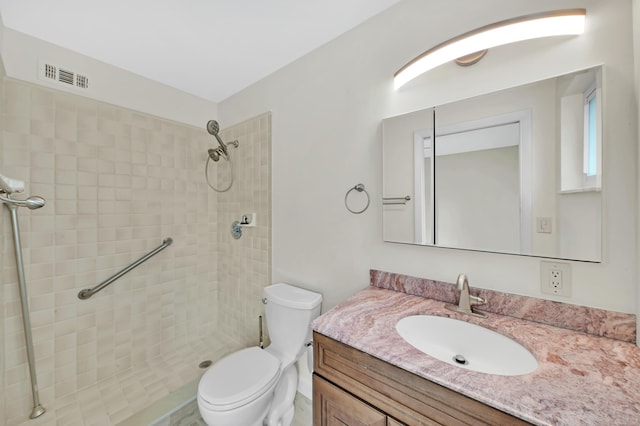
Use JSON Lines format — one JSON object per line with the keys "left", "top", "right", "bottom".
{"left": 0, "top": 0, "right": 639, "bottom": 425}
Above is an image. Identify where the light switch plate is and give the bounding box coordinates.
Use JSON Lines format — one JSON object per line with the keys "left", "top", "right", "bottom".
{"left": 536, "top": 217, "right": 552, "bottom": 233}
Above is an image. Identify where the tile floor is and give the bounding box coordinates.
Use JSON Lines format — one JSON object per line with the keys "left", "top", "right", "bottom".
{"left": 152, "top": 392, "right": 312, "bottom": 426}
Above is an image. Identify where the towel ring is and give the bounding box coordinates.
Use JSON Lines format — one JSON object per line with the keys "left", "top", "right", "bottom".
{"left": 345, "top": 183, "right": 370, "bottom": 214}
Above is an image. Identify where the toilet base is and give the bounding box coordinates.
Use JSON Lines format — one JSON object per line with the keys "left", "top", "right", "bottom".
{"left": 281, "top": 405, "right": 294, "bottom": 426}
{"left": 197, "top": 390, "right": 273, "bottom": 426}
{"left": 264, "top": 365, "right": 298, "bottom": 426}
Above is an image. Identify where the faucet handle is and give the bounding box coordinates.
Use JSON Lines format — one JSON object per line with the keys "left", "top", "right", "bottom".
{"left": 470, "top": 294, "right": 486, "bottom": 306}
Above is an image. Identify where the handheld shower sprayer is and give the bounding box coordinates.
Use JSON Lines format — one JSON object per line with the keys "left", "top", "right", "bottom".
{"left": 0, "top": 174, "right": 46, "bottom": 210}
{"left": 207, "top": 120, "right": 228, "bottom": 160}
{"left": 204, "top": 120, "right": 239, "bottom": 192}
{"left": 206, "top": 120, "right": 239, "bottom": 162}
{"left": 0, "top": 193, "right": 46, "bottom": 210}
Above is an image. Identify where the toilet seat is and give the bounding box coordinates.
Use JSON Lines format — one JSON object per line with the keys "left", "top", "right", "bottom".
{"left": 198, "top": 347, "right": 280, "bottom": 411}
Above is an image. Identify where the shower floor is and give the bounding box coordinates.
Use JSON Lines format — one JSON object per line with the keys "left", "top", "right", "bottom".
{"left": 13, "top": 332, "right": 243, "bottom": 426}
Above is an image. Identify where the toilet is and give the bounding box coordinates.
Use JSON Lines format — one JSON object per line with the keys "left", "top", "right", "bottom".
{"left": 197, "top": 283, "right": 322, "bottom": 426}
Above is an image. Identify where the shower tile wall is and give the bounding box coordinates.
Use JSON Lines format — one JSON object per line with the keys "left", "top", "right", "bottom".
{"left": 0, "top": 75, "right": 272, "bottom": 425}
{"left": 216, "top": 113, "right": 272, "bottom": 346}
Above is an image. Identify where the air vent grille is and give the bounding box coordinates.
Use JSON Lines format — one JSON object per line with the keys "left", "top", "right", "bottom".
{"left": 39, "top": 61, "right": 89, "bottom": 90}
{"left": 44, "top": 64, "right": 57, "bottom": 79}
{"left": 76, "top": 74, "right": 89, "bottom": 89}
{"left": 59, "top": 68, "right": 74, "bottom": 85}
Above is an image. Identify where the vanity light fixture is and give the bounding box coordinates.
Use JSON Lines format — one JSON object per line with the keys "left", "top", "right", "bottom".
{"left": 394, "top": 9, "right": 586, "bottom": 90}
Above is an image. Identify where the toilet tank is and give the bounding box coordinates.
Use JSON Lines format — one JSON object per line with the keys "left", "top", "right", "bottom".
{"left": 263, "top": 283, "right": 322, "bottom": 366}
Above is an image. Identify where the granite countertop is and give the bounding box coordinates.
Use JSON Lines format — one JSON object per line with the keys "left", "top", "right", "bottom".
{"left": 312, "top": 286, "right": 640, "bottom": 425}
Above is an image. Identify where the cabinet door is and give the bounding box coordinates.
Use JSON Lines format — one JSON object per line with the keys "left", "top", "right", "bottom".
{"left": 313, "top": 374, "right": 386, "bottom": 426}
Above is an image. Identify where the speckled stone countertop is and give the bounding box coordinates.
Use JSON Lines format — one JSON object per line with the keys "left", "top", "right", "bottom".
{"left": 312, "top": 283, "right": 640, "bottom": 425}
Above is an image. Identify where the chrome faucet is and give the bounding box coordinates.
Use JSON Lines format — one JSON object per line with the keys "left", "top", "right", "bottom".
{"left": 445, "top": 274, "right": 487, "bottom": 318}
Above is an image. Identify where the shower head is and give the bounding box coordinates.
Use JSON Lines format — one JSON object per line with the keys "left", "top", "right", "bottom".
{"left": 24, "top": 196, "right": 46, "bottom": 210}
{"left": 0, "top": 194, "right": 46, "bottom": 209}
{"left": 208, "top": 148, "right": 220, "bottom": 162}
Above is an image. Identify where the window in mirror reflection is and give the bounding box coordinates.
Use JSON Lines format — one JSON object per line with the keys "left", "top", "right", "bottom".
{"left": 560, "top": 67, "right": 602, "bottom": 192}
{"left": 584, "top": 82, "right": 600, "bottom": 188}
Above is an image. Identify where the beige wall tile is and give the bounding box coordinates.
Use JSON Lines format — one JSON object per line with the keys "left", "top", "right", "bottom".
{"left": 0, "top": 78, "right": 270, "bottom": 426}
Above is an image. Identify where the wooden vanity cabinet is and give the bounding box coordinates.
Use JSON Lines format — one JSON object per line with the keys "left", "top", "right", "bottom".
{"left": 313, "top": 374, "right": 390, "bottom": 425}
{"left": 313, "top": 332, "right": 530, "bottom": 426}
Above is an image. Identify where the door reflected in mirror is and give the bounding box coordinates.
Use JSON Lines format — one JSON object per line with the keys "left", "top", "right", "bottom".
{"left": 382, "top": 66, "right": 602, "bottom": 262}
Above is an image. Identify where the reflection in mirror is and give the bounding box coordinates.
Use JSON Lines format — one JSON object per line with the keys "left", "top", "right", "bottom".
{"left": 382, "top": 108, "right": 434, "bottom": 244}
{"left": 382, "top": 66, "right": 602, "bottom": 262}
{"left": 435, "top": 114, "right": 529, "bottom": 254}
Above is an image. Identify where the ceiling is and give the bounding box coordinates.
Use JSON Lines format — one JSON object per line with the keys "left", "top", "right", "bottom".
{"left": 0, "top": 0, "right": 402, "bottom": 102}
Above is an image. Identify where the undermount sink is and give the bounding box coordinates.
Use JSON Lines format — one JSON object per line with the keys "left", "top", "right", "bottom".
{"left": 396, "top": 315, "right": 538, "bottom": 376}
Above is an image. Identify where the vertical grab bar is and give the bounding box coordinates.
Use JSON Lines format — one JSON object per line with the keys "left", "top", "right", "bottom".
{"left": 6, "top": 203, "right": 46, "bottom": 419}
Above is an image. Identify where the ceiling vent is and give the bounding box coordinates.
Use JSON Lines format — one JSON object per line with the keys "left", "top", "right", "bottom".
{"left": 39, "top": 61, "right": 89, "bottom": 90}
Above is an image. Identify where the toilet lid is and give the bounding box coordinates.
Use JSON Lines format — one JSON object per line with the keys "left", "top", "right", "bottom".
{"left": 198, "top": 347, "right": 280, "bottom": 410}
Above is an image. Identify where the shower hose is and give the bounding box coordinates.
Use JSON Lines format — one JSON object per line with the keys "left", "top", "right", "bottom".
{"left": 205, "top": 155, "right": 234, "bottom": 192}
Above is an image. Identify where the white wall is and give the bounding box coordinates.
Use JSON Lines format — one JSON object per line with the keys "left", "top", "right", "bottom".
{"left": 557, "top": 191, "right": 602, "bottom": 260}
{"left": 0, "top": 28, "right": 218, "bottom": 127}
{"left": 221, "top": 0, "right": 638, "bottom": 313}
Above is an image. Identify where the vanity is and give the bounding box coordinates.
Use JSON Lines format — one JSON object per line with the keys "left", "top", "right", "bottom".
{"left": 313, "top": 333, "right": 527, "bottom": 425}
{"left": 311, "top": 270, "right": 640, "bottom": 425}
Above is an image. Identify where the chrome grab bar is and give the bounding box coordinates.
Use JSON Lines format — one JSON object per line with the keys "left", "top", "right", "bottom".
{"left": 383, "top": 195, "right": 411, "bottom": 205}
{"left": 78, "top": 237, "right": 173, "bottom": 300}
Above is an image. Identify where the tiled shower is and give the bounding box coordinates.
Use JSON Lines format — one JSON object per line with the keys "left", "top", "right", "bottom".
{"left": 0, "top": 63, "right": 272, "bottom": 425}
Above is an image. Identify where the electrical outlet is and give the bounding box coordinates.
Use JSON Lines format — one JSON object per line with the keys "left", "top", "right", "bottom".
{"left": 550, "top": 270, "right": 561, "bottom": 289}
{"left": 540, "top": 261, "right": 571, "bottom": 297}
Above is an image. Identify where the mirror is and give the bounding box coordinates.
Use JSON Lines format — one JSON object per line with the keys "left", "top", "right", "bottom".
{"left": 383, "top": 66, "right": 602, "bottom": 262}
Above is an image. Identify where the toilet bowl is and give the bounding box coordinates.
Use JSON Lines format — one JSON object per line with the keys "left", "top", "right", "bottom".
{"left": 197, "top": 347, "right": 280, "bottom": 426}
{"left": 197, "top": 283, "right": 322, "bottom": 426}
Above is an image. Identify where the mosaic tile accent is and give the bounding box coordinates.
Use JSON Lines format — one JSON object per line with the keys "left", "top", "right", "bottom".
{"left": 370, "top": 269, "right": 636, "bottom": 343}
